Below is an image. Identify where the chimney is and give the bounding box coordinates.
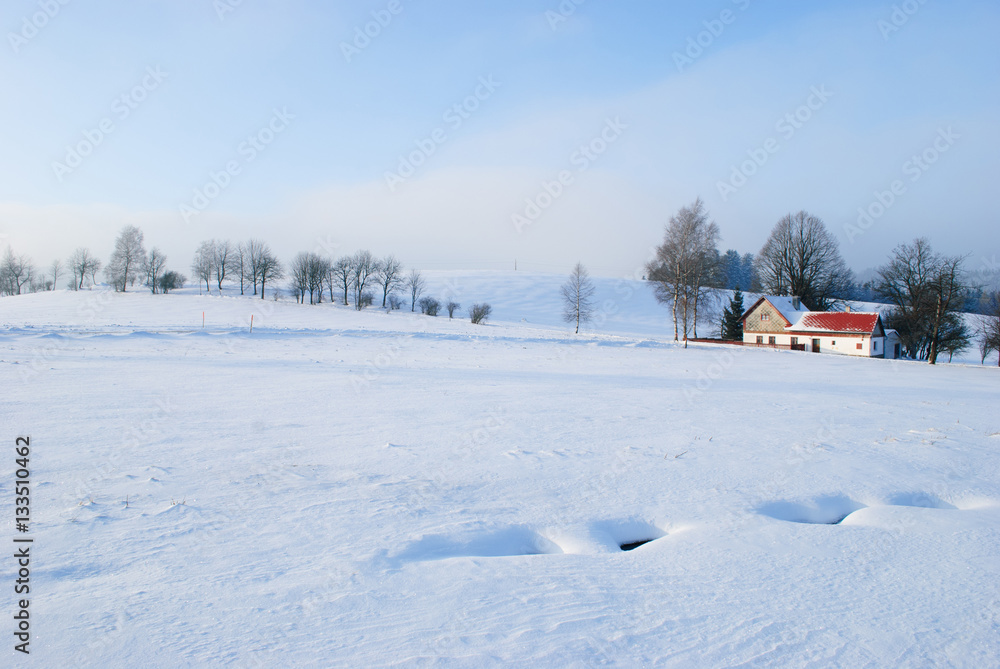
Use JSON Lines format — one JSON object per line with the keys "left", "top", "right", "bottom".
{"left": 791, "top": 296, "right": 801, "bottom": 310}
{"left": 845, "top": 305, "right": 851, "bottom": 313}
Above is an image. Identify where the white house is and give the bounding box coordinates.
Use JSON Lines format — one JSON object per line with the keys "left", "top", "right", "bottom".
{"left": 740, "top": 296, "right": 887, "bottom": 358}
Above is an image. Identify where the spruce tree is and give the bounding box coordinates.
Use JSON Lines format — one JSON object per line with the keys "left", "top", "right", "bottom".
{"left": 721, "top": 286, "right": 745, "bottom": 340}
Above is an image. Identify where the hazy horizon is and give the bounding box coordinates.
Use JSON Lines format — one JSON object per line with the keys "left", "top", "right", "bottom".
{"left": 2, "top": 0, "right": 997, "bottom": 279}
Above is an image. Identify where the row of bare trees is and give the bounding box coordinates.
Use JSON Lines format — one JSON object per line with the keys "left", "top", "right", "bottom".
{"left": 1, "top": 227, "right": 186, "bottom": 296}
{"left": 192, "top": 239, "right": 282, "bottom": 299}
{"left": 0, "top": 248, "right": 71, "bottom": 295}
{"left": 286, "top": 250, "right": 424, "bottom": 311}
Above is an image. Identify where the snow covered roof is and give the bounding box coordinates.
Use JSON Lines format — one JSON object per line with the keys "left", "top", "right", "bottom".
{"left": 789, "top": 312, "right": 882, "bottom": 334}
{"left": 769, "top": 296, "right": 811, "bottom": 324}
{"left": 740, "top": 296, "right": 811, "bottom": 325}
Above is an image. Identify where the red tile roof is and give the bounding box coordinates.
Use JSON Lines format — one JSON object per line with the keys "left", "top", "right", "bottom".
{"left": 795, "top": 312, "right": 880, "bottom": 333}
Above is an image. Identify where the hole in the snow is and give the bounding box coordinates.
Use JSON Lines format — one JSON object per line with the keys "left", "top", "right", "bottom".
{"left": 396, "top": 526, "right": 563, "bottom": 562}
{"left": 590, "top": 518, "right": 667, "bottom": 553}
{"left": 619, "top": 539, "right": 655, "bottom": 551}
{"left": 758, "top": 495, "right": 866, "bottom": 525}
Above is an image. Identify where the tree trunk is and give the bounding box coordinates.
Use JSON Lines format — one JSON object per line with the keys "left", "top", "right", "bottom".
{"left": 671, "top": 283, "right": 679, "bottom": 341}
{"left": 692, "top": 289, "right": 700, "bottom": 339}
{"left": 928, "top": 295, "right": 943, "bottom": 365}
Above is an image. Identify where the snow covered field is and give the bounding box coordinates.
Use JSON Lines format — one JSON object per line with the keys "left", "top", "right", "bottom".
{"left": 2, "top": 273, "right": 999, "bottom": 667}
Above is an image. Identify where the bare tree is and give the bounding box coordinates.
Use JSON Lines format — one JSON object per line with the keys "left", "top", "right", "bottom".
{"left": 234, "top": 242, "right": 250, "bottom": 295}
{"left": 69, "top": 248, "right": 101, "bottom": 290}
{"left": 561, "top": 262, "right": 596, "bottom": 334}
{"left": 102, "top": 226, "right": 144, "bottom": 292}
{"left": 309, "top": 255, "right": 328, "bottom": 304}
{"left": 469, "top": 303, "right": 492, "bottom": 324}
{"left": 446, "top": 301, "right": 461, "bottom": 318}
{"left": 49, "top": 259, "right": 62, "bottom": 290}
{"left": 290, "top": 252, "right": 326, "bottom": 304}
{"left": 245, "top": 238, "right": 268, "bottom": 296}
{"left": 350, "top": 250, "right": 377, "bottom": 310}
{"left": 331, "top": 256, "right": 353, "bottom": 305}
{"left": 290, "top": 252, "right": 310, "bottom": 303}
{"left": 406, "top": 269, "right": 425, "bottom": 312}
{"left": 1, "top": 248, "right": 34, "bottom": 295}
{"left": 978, "top": 292, "right": 1000, "bottom": 365}
{"left": 874, "top": 238, "right": 971, "bottom": 364}
{"left": 926, "top": 254, "right": 969, "bottom": 364}
{"left": 256, "top": 245, "right": 283, "bottom": 299}
{"left": 192, "top": 241, "right": 215, "bottom": 294}
{"left": 646, "top": 198, "right": 721, "bottom": 344}
{"left": 375, "top": 255, "right": 404, "bottom": 308}
{"left": 757, "top": 211, "right": 852, "bottom": 311}
{"left": 212, "top": 240, "right": 236, "bottom": 291}
{"left": 321, "top": 258, "right": 337, "bottom": 304}
{"left": 143, "top": 248, "right": 168, "bottom": 294}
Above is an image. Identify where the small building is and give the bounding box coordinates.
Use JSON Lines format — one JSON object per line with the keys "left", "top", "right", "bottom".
{"left": 740, "top": 296, "right": 887, "bottom": 358}
{"left": 884, "top": 329, "right": 903, "bottom": 359}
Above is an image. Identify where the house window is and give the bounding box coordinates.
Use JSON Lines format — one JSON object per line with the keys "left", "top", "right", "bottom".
{"left": 832, "top": 340, "right": 836, "bottom": 346}
{"left": 790, "top": 337, "right": 798, "bottom": 346}
{"left": 761, "top": 313, "right": 770, "bottom": 321}
{"left": 768, "top": 336, "right": 776, "bottom": 346}
{"left": 857, "top": 343, "right": 863, "bottom": 350}
{"left": 756, "top": 336, "right": 763, "bottom": 344}
{"left": 874, "top": 340, "right": 879, "bottom": 351}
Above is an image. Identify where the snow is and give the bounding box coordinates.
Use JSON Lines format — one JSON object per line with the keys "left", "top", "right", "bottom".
{"left": 2, "top": 272, "right": 999, "bottom": 667}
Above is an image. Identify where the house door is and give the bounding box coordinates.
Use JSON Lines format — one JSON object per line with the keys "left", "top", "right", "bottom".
{"left": 894, "top": 343, "right": 900, "bottom": 358}
{"left": 812, "top": 338, "right": 821, "bottom": 353}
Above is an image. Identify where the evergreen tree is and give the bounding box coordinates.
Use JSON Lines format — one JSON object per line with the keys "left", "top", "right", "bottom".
{"left": 721, "top": 286, "right": 745, "bottom": 340}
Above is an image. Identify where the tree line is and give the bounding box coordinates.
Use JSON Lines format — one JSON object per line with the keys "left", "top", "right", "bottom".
{"left": 2, "top": 219, "right": 997, "bottom": 363}
{"left": 0, "top": 225, "right": 504, "bottom": 324}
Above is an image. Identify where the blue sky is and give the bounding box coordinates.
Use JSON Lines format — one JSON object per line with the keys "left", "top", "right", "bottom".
{"left": 1, "top": 0, "right": 997, "bottom": 278}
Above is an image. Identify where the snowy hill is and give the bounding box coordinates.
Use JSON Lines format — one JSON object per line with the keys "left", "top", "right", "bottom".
{"left": 0, "top": 270, "right": 671, "bottom": 338}
{"left": 1, "top": 275, "right": 998, "bottom": 666}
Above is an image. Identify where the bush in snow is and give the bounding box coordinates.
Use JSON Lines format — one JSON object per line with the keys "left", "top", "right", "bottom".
{"left": 419, "top": 296, "right": 440, "bottom": 316}
{"left": 469, "top": 303, "right": 492, "bottom": 325}
{"left": 446, "top": 301, "right": 461, "bottom": 318}
{"left": 388, "top": 294, "right": 403, "bottom": 310}
{"left": 158, "top": 271, "right": 186, "bottom": 294}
